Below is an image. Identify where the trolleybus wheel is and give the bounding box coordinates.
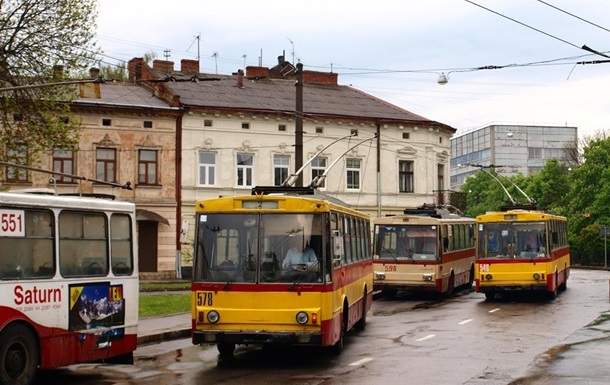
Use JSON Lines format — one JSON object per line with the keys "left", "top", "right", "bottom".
{"left": 355, "top": 288, "right": 367, "bottom": 331}
{"left": 446, "top": 272, "right": 455, "bottom": 296}
{"left": 217, "top": 342, "right": 235, "bottom": 359}
{"left": 0, "top": 324, "right": 38, "bottom": 385}
{"left": 468, "top": 265, "right": 475, "bottom": 288}
{"left": 484, "top": 291, "right": 495, "bottom": 301}
{"left": 331, "top": 303, "right": 348, "bottom": 355}
{"left": 381, "top": 288, "right": 397, "bottom": 298}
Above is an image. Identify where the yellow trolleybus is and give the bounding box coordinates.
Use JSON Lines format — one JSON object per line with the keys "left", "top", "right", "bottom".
{"left": 475, "top": 209, "right": 570, "bottom": 299}
{"left": 191, "top": 191, "right": 373, "bottom": 357}
{"left": 373, "top": 206, "right": 476, "bottom": 296}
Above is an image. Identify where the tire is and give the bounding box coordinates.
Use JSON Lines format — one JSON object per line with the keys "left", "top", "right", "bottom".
{"left": 355, "top": 289, "right": 367, "bottom": 331}
{"left": 106, "top": 352, "right": 134, "bottom": 365}
{"left": 547, "top": 273, "right": 558, "bottom": 299}
{"left": 217, "top": 342, "right": 235, "bottom": 359}
{"left": 446, "top": 272, "right": 455, "bottom": 296}
{"left": 331, "top": 303, "right": 348, "bottom": 355}
{"left": 381, "top": 288, "right": 396, "bottom": 298}
{"left": 484, "top": 291, "right": 495, "bottom": 301}
{"left": 0, "top": 324, "right": 38, "bottom": 385}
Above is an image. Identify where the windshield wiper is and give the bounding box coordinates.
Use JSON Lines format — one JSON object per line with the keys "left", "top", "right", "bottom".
{"left": 224, "top": 279, "right": 234, "bottom": 290}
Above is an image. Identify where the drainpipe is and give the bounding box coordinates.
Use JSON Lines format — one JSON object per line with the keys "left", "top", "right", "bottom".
{"left": 376, "top": 122, "right": 381, "bottom": 217}
{"left": 175, "top": 112, "right": 183, "bottom": 279}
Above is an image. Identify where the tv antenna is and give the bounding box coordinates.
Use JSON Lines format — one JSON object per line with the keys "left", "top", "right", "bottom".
{"left": 211, "top": 52, "right": 218, "bottom": 74}
{"left": 163, "top": 49, "right": 171, "bottom": 61}
{"left": 287, "top": 38, "right": 295, "bottom": 64}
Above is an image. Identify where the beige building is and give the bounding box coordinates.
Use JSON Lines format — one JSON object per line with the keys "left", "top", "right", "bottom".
{"left": 0, "top": 82, "right": 181, "bottom": 278}
{"left": 127, "top": 55, "right": 456, "bottom": 265}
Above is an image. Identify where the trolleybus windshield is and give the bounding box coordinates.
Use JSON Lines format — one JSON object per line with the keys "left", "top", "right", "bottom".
{"left": 375, "top": 225, "right": 438, "bottom": 261}
{"left": 196, "top": 213, "right": 324, "bottom": 283}
{"left": 478, "top": 221, "right": 547, "bottom": 259}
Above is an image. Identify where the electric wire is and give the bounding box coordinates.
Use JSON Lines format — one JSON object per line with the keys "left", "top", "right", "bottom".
{"left": 535, "top": 0, "right": 610, "bottom": 34}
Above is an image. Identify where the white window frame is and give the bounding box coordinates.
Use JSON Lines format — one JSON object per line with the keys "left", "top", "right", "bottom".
{"left": 197, "top": 150, "right": 216, "bottom": 186}
{"left": 235, "top": 153, "right": 254, "bottom": 188}
{"left": 345, "top": 158, "right": 361, "bottom": 191}
{"left": 311, "top": 156, "right": 327, "bottom": 189}
{"left": 272, "top": 154, "right": 290, "bottom": 186}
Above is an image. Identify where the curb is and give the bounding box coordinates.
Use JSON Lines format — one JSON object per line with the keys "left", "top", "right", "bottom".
{"left": 137, "top": 328, "right": 192, "bottom": 346}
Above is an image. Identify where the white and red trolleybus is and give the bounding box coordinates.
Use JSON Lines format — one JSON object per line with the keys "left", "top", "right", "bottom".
{"left": 0, "top": 192, "right": 138, "bottom": 385}
{"left": 373, "top": 206, "right": 476, "bottom": 296}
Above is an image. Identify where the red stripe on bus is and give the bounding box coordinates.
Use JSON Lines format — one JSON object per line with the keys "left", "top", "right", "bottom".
{"left": 478, "top": 246, "right": 570, "bottom": 264}
{"left": 441, "top": 248, "right": 475, "bottom": 263}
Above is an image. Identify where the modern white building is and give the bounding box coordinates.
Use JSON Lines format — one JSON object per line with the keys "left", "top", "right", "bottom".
{"left": 450, "top": 124, "right": 577, "bottom": 189}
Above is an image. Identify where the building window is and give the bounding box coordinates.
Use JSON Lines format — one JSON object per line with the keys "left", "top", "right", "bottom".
{"left": 102, "top": 118, "right": 112, "bottom": 127}
{"left": 437, "top": 163, "right": 445, "bottom": 191}
{"left": 138, "top": 149, "right": 158, "bottom": 185}
{"left": 204, "top": 119, "right": 213, "bottom": 127}
{"left": 439, "top": 136, "right": 443, "bottom": 144}
{"left": 315, "top": 126, "right": 324, "bottom": 134}
{"left": 278, "top": 124, "right": 286, "bottom": 131}
{"left": 402, "top": 132, "right": 410, "bottom": 139}
{"left": 5, "top": 144, "right": 28, "bottom": 182}
{"left": 96, "top": 148, "right": 116, "bottom": 183}
{"left": 528, "top": 147, "right": 543, "bottom": 160}
{"left": 311, "top": 156, "right": 327, "bottom": 188}
{"left": 350, "top": 129, "right": 358, "bottom": 136}
{"left": 399, "top": 160, "right": 414, "bottom": 193}
{"left": 241, "top": 122, "right": 250, "bottom": 129}
{"left": 53, "top": 149, "right": 75, "bottom": 183}
{"left": 273, "top": 154, "right": 290, "bottom": 186}
{"left": 143, "top": 120, "right": 153, "bottom": 129}
{"left": 346, "top": 158, "right": 361, "bottom": 190}
{"left": 236, "top": 153, "right": 254, "bottom": 187}
{"left": 198, "top": 151, "right": 216, "bottom": 186}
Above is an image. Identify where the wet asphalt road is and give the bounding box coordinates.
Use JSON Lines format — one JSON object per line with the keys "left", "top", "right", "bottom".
{"left": 36, "top": 269, "right": 610, "bottom": 385}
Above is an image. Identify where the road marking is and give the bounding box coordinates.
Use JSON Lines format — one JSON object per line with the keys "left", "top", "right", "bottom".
{"left": 458, "top": 318, "right": 473, "bottom": 325}
{"left": 348, "top": 357, "right": 373, "bottom": 366}
{"left": 489, "top": 308, "right": 501, "bottom": 313}
{"left": 415, "top": 334, "right": 436, "bottom": 342}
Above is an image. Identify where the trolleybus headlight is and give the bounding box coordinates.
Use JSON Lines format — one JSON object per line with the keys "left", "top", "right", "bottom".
{"left": 296, "top": 311, "right": 309, "bottom": 325}
{"left": 422, "top": 273, "right": 434, "bottom": 282}
{"left": 374, "top": 272, "right": 386, "bottom": 280}
{"left": 533, "top": 273, "right": 541, "bottom": 281}
{"left": 485, "top": 274, "right": 493, "bottom": 281}
{"left": 207, "top": 310, "right": 220, "bottom": 324}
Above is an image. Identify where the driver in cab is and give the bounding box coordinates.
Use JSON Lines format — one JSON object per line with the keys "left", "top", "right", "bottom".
{"left": 282, "top": 244, "right": 319, "bottom": 272}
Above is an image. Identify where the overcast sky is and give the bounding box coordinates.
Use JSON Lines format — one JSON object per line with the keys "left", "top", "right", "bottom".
{"left": 96, "top": 0, "right": 610, "bottom": 137}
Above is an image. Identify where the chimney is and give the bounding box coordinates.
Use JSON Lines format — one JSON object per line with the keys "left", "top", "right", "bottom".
{"left": 152, "top": 59, "right": 174, "bottom": 74}
{"left": 302, "top": 70, "right": 338, "bottom": 86}
{"left": 278, "top": 51, "right": 285, "bottom": 65}
{"left": 89, "top": 67, "right": 100, "bottom": 79}
{"left": 235, "top": 69, "right": 244, "bottom": 88}
{"left": 52, "top": 65, "right": 64, "bottom": 80}
{"left": 180, "top": 59, "right": 199, "bottom": 75}
{"left": 128, "top": 57, "right": 154, "bottom": 82}
{"left": 245, "top": 66, "right": 269, "bottom": 79}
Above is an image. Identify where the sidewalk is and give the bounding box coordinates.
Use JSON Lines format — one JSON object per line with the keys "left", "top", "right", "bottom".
{"left": 137, "top": 313, "right": 192, "bottom": 345}
{"left": 510, "top": 310, "right": 610, "bottom": 384}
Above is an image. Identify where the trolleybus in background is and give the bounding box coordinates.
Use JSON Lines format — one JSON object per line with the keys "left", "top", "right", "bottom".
{"left": 373, "top": 206, "right": 476, "bottom": 297}
{"left": 191, "top": 189, "right": 373, "bottom": 357}
{"left": 0, "top": 192, "right": 138, "bottom": 385}
{"left": 475, "top": 209, "right": 570, "bottom": 300}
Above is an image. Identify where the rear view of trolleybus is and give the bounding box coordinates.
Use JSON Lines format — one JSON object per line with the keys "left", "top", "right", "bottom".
{"left": 475, "top": 209, "right": 570, "bottom": 300}
{"left": 373, "top": 207, "right": 476, "bottom": 296}
{"left": 191, "top": 194, "right": 373, "bottom": 357}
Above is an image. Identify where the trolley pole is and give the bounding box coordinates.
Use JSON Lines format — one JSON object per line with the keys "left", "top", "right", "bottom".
{"left": 294, "top": 63, "right": 304, "bottom": 187}
{"left": 376, "top": 122, "right": 382, "bottom": 217}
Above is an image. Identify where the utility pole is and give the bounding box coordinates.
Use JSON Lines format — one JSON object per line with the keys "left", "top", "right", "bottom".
{"left": 212, "top": 52, "right": 218, "bottom": 74}
{"left": 294, "top": 63, "right": 304, "bottom": 187}
{"left": 242, "top": 54, "right": 247, "bottom": 69}
{"left": 603, "top": 225, "right": 608, "bottom": 269}
{"left": 196, "top": 34, "right": 201, "bottom": 67}
{"left": 376, "top": 122, "right": 382, "bottom": 217}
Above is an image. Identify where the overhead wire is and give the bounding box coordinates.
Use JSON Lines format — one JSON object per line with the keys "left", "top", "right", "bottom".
{"left": 534, "top": 0, "right": 610, "bottom": 34}
{"left": 463, "top": 0, "right": 609, "bottom": 58}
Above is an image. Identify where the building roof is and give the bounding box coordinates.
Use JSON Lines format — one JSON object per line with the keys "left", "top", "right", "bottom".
{"left": 73, "top": 83, "right": 176, "bottom": 110}
{"left": 163, "top": 75, "right": 454, "bottom": 131}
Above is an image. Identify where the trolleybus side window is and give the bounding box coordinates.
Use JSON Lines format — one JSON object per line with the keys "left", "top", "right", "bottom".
{"left": 0, "top": 208, "right": 54, "bottom": 280}
{"left": 342, "top": 215, "right": 352, "bottom": 264}
{"left": 111, "top": 214, "right": 133, "bottom": 276}
{"left": 59, "top": 211, "right": 109, "bottom": 277}
{"left": 331, "top": 212, "right": 344, "bottom": 267}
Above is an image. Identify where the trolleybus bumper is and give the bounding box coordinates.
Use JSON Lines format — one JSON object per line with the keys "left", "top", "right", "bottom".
{"left": 374, "top": 282, "right": 437, "bottom": 292}
{"left": 480, "top": 284, "right": 547, "bottom": 293}
{"left": 193, "top": 331, "right": 322, "bottom": 346}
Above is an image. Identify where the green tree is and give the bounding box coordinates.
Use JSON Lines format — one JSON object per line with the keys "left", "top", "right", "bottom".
{"left": 461, "top": 169, "right": 509, "bottom": 217}
{"left": 0, "top": 0, "right": 98, "bottom": 159}
{"left": 525, "top": 160, "right": 571, "bottom": 213}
